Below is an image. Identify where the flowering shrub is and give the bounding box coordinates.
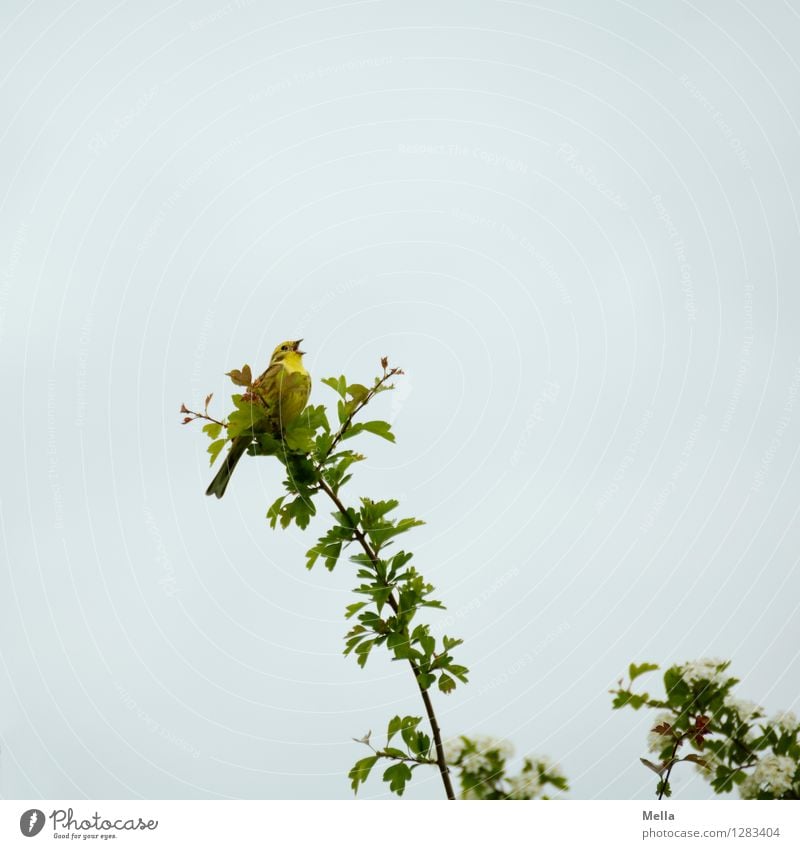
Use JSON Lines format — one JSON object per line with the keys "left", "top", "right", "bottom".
{"left": 612, "top": 659, "right": 799, "bottom": 799}
{"left": 443, "top": 735, "right": 568, "bottom": 800}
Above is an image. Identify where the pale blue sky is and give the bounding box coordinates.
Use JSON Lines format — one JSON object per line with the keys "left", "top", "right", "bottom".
{"left": 2, "top": 0, "right": 799, "bottom": 800}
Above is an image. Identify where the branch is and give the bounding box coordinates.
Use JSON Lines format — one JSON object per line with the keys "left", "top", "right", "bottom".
{"left": 316, "top": 475, "right": 456, "bottom": 800}
{"left": 322, "top": 361, "right": 403, "bottom": 461}
{"left": 658, "top": 736, "right": 683, "bottom": 800}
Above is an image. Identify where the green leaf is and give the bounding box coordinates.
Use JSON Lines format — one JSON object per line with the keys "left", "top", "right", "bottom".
{"left": 354, "top": 638, "right": 376, "bottom": 668}
{"left": 383, "top": 762, "right": 413, "bottom": 796}
{"left": 629, "top": 662, "right": 659, "bottom": 682}
{"left": 298, "top": 404, "right": 330, "bottom": 434}
{"left": 267, "top": 495, "right": 286, "bottom": 529}
{"left": 207, "top": 439, "right": 227, "bottom": 466}
{"left": 227, "top": 395, "right": 269, "bottom": 439}
{"left": 347, "top": 383, "right": 369, "bottom": 402}
{"left": 664, "top": 667, "right": 691, "bottom": 707}
{"left": 612, "top": 690, "right": 649, "bottom": 710}
{"left": 285, "top": 451, "right": 318, "bottom": 485}
{"left": 387, "top": 631, "right": 411, "bottom": 659}
{"left": 387, "top": 716, "right": 421, "bottom": 746}
{"left": 283, "top": 422, "right": 315, "bottom": 453}
{"left": 202, "top": 422, "right": 223, "bottom": 440}
{"left": 321, "top": 375, "right": 347, "bottom": 398}
{"left": 361, "top": 420, "right": 395, "bottom": 441}
{"left": 349, "top": 755, "right": 379, "bottom": 794}
{"left": 342, "top": 420, "right": 395, "bottom": 443}
{"left": 288, "top": 495, "right": 316, "bottom": 530}
{"left": 447, "top": 664, "right": 469, "bottom": 683}
{"left": 368, "top": 517, "right": 425, "bottom": 548}
{"left": 417, "top": 633, "right": 435, "bottom": 660}
{"left": 415, "top": 671, "right": 436, "bottom": 690}
{"left": 251, "top": 431, "right": 282, "bottom": 456}
{"left": 345, "top": 601, "right": 367, "bottom": 619}
{"left": 438, "top": 672, "right": 456, "bottom": 694}
{"left": 306, "top": 537, "right": 342, "bottom": 571}
{"left": 387, "top": 716, "right": 403, "bottom": 743}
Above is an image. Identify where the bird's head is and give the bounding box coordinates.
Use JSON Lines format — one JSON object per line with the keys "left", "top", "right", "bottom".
{"left": 269, "top": 339, "right": 306, "bottom": 363}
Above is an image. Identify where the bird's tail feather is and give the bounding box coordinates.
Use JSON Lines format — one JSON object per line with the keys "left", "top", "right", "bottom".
{"left": 205, "top": 437, "right": 250, "bottom": 498}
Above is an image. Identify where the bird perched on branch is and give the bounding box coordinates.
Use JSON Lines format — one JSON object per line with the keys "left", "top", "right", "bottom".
{"left": 205, "top": 339, "right": 311, "bottom": 498}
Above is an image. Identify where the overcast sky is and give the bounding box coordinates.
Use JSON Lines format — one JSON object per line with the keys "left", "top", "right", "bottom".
{"left": 2, "top": 0, "right": 799, "bottom": 801}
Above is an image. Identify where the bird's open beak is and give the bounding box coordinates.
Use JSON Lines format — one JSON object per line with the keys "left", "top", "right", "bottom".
{"left": 293, "top": 339, "right": 305, "bottom": 355}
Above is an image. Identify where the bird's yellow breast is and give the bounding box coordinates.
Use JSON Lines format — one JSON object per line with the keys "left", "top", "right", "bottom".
{"left": 280, "top": 351, "right": 308, "bottom": 375}
{"left": 271, "top": 356, "right": 311, "bottom": 426}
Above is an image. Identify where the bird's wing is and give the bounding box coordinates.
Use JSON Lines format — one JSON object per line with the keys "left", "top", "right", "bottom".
{"left": 252, "top": 361, "right": 281, "bottom": 397}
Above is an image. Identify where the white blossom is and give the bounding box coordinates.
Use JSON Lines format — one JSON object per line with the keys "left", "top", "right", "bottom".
{"left": 679, "top": 658, "right": 729, "bottom": 685}
{"left": 739, "top": 755, "right": 797, "bottom": 799}
{"left": 726, "top": 697, "right": 764, "bottom": 723}
{"left": 771, "top": 710, "right": 799, "bottom": 734}
{"left": 448, "top": 735, "right": 513, "bottom": 771}
{"left": 506, "top": 772, "right": 541, "bottom": 800}
{"left": 443, "top": 737, "right": 466, "bottom": 763}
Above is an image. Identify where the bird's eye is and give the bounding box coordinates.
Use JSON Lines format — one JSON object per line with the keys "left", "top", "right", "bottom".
{"left": 281, "top": 345, "right": 288, "bottom": 351}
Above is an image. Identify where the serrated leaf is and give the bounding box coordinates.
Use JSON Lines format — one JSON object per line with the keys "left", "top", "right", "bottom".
{"left": 382, "top": 747, "right": 408, "bottom": 760}
{"left": 438, "top": 672, "right": 456, "bottom": 694}
{"left": 267, "top": 495, "right": 286, "bottom": 529}
{"left": 207, "top": 439, "right": 227, "bottom": 465}
{"left": 321, "top": 375, "right": 347, "bottom": 398}
{"left": 387, "top": 716, "right": 403, "bottom": 743}
{"left": 342, "top": 420, "right": 395, "bottom": 443}
{"left": 226, "top": 364, "right": 253, "bottom": 387}
{"left": 345, "top": 601, "right": 367, "bottom": 619}
{"left": 415, "top": 671, "right": 436, "bottom": 690}
{"left": 629, "top": 662, "right": 659, "bottom": 682}
{"left": 383, "top": 762, "right": 413, "bottom": 796}
{"left": 446, "top": 664, "right": 469, "bottom": 683}
{"left": 349, "top": 755, "right": 378, "bottom": 794}
{"left": 202, "top": 421, "right": 223, "bottom": 440}
{"left": 347, "top": 383, "right": 369, "bottom": 402}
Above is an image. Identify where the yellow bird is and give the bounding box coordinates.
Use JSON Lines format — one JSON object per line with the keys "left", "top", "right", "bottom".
{"left": 206, "top": 339, "right": 311, "bottom": 498}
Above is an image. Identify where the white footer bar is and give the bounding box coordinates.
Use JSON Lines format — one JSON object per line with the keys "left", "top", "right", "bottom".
{"left": 2, "top": 800, "right": 797, "bottom": 848}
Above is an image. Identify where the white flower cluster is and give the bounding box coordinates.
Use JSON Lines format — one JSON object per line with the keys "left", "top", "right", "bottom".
{"left": 506, "top": 772, "right": 541, "bottom": 800}
{"left": 679, "top": 658, "right": 730, "bottom": 685}
{"left": 443, "top": 735, "right": 514, "bottom": 772}
{"left": 726, "top": 697, "right": 764, "bottom": 723}
{"left": 504, "top": 756, "right": 566, "bottom": 800}
{"left": 771, "top": 710, "right": 799, "bottom": 734}
{"left": 740, "top": 755, "right": 797, "bottom": 799}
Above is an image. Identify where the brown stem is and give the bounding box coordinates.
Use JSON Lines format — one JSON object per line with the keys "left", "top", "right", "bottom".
{"left": 658, "top": 736, "right": 683, "bottom": 800}
{"left": 317, "top": 476, "right": 456, "bottom": 800}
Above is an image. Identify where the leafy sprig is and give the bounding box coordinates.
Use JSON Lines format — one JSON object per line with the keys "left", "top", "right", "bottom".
{"left": 189, "top": 358, "right": 465, "bottom": 798}
{"left": 612, "top": 659, "right": 800, "bottom": 799}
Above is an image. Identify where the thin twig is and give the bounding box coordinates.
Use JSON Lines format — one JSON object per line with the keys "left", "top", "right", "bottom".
{"left": 658, "top": 736, "right": 683, "bottom": 800}
{"left": 322, "top": 364, "right": 403, "bottom": 461}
